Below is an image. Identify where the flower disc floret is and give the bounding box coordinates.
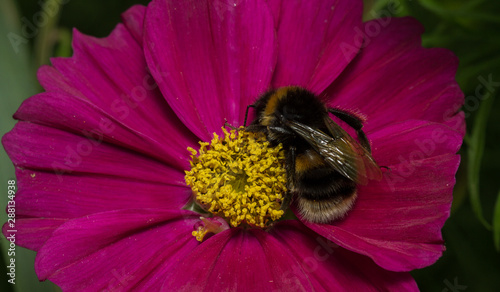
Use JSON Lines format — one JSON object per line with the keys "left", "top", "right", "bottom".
{"left": 185, "top": 127, "right": 287, "bottom": 228}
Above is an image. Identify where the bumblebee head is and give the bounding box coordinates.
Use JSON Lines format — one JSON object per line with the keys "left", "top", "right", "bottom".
{"left": 263, "top": 87, "right": 326, "bottom": 128}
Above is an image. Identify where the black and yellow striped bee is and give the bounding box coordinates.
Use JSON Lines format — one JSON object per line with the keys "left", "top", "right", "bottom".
{"left": 246, "top": 86, "right": 383, "bottom": 223}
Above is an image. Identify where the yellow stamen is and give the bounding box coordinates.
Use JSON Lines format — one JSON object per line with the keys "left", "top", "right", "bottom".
{"left": 192, "top": 226, "right": 209, "bottom": 242}
{"left": 191, "top": 217, "right": 229, "bottom": 242}
{"left": 185, "top": 127, "right": 287, "bottom": 229}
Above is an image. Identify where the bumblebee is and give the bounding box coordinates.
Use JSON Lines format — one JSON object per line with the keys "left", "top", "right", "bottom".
{"left": 246, "top": 86, "right": 383, "bottom": 223}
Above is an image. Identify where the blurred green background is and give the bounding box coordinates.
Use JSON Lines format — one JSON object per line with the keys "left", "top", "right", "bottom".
{"left": 0, "top": 0, "right": 499, "bottom": 291}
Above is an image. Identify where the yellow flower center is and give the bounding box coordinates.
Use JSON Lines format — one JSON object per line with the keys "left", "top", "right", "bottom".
{"left": 185, "top": 127, "right": 287, "bottom": 233}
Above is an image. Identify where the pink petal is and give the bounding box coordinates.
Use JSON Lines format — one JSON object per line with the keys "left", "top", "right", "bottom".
{"left": 3, "top": 122, "right": 184, "bottom": 185}
{"left": 2, "top": 218, "right": 66, "bottom": 251}
{"left": 144, "top": 0, "right": 276, "bottom": 140}
{"left": 161, "top": 228, "right": 316, "bottom": 291}
{"left": 268, "top": 0, "right": 363, "bottom": 94}
{"left": 270, "top": 221, "right": 419, "bottom": 291}
{"left": 369, "top": 119, "right": 463, "bottom": 165}
{"left": 161, "top": 221, "right": 417, "bottom": 291}
{"left": 324, "top": 17, "right": 463, "bottom": 133}
{"left": 35, "top": 209, "right": 200, "bottom": 291}
{"left": 444, "top": 110, "right": 466, "bottom": 137}
{"left": 121, "top": 5, "right": 147, "bottom": 45}
{"left": 14, "top": 91, "right": 196, "bottom": 170}
{"left": 134, "top": 229, "right": 238, "bottom": 291}
{"left": 36, "top": 20, "right": 198, "bottom": 169}
{"left": 13, "top": 168, "right": 190, "bottom": 219}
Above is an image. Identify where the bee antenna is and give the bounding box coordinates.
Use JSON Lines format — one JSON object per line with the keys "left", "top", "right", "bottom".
{"left": 224, "top": 119, "right": 237, "bottom": 130}
{"left": 244, "top": 105, "right": 256, "bottom": 127}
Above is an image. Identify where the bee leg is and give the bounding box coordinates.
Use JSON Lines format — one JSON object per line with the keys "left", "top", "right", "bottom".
{"left": 281, "top": 146, "right": 296, "bottom": 211}
{"left": 267, "top": 126, "right": 294, "bottom": 135}
{"left": 224, "top": 119, "right": 237, "bottom": 130}
{"left": 244, "top": 104, "right": 256, "bottom": 127}
{"left": 328, "top": 108, "right": 371, "bottom": 153}
{"left": 281, "top": 191, "right": 292, "bottom": 211}
{"left": 245, "top": 124, "right": 267, "bottom": 133}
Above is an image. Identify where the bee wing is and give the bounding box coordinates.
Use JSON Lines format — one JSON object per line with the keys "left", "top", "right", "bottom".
{"left": 322, "top": 116, "right": 383, "bottom": 184}
{"left": 286, "top": 118, "right": 382, "bottom": 185}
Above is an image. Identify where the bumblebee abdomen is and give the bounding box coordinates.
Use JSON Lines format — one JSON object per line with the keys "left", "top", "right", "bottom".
{"left": 295, "top": 165, "right": 357, "bottom": 223}
{"left": 297, "top": 191, "right": 358, "bottom": 223}
{"left": 296, "top": 168, "right": 356, "bottom": 201}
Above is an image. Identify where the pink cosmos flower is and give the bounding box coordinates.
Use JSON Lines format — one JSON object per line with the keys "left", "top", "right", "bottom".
{"left": 2, "top": 0, "right": 465, "bottom": 291}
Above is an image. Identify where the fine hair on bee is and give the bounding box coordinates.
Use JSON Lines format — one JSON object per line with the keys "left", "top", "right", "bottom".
{"left": 245, "top": 86, "right": 383, "bottom": 223}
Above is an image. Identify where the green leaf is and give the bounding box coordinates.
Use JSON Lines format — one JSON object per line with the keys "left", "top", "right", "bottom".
{"left": 493, "top": 189, "right": 500, "bottom": 251}
{"left": 0, "top": 0, "right": 37, "bottom": 242}
{"left": 467, "top": 95, "right": 495, "bottom": 230}
{"left": 53, "top": 27, "right": 72, "bottom": 58}
{"left": 33, "top": 0, "right": 64, "bottom": 67}
{"left": 0, "top": 1, "right": 56, "bottom": 292}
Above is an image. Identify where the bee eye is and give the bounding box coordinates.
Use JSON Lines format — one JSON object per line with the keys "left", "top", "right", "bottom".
{"left": 280, "top": 109, "right": 302, "bottom": 123}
